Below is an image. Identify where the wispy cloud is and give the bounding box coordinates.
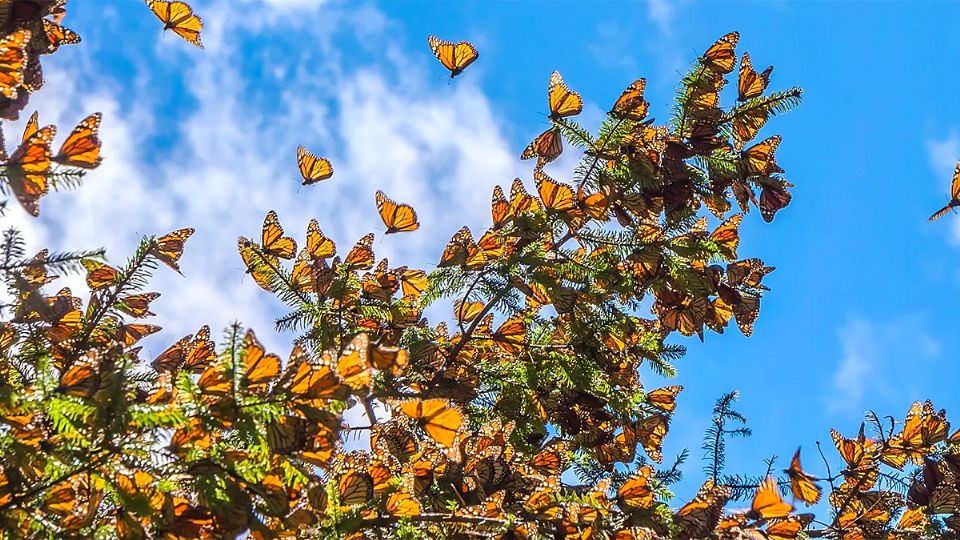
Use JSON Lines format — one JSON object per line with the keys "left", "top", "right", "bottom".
{"left": 15, "top": 0, "right": 526, "bottom": 358}
{"left": 829, "top": 316, "right": 940, "bottom": 417}
{"left": 647, "top": 0, "right": 674, "bottom": 37}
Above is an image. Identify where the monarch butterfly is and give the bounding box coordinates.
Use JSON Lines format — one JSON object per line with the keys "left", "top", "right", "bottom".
{"left": 151, "top": 228, "right": 194, "bottom": 274}
{"left": 521, "top": 128, "right": 562, "bottom": 165}
{"left": 238, "top": 236, "right": 277, "bottom": 292}
{"left": 611, "top": 78, "right": 649, "bottom": 121}
{"left": 746, "top": 476, "right": 793, "bottom": 520}
{"left": 831, "top": 425, "right": 879, "bottom": 484}
{"left": 151, "top": 325, "right": 214, "bottom": 374}
{"left": 676, "top": 480, "right": 732, "bottom": 539}
{"left": 261, "top": 210, "right": 297, "bottom": 259}
{"left": 437, "top": 226, "right": 477, "bottom": 268}
{"left": 492, "top": 316, "right": 526, "bottom": 354}
{"left": 277, "top": 344, "right": 347, "bottom": 401}
{"left": 297, "top": 145, "right": 333, "bottom": 185}
{"left": 118, "top": 323, "right": 162, "bottom": 347}
{"left": 738, "top": 52, "right": 773, "bottom": 101}
{"left": 908, "top": 458, "right": 958, "bottom": 514}
{"left": 510, "top": 177, "right": 540, "bottom": 214}
{"left": 369, "top": 343, "right": 409, "bottom": 377}
{"left": 21, "top": 110, "right": 38, "bottom": 143}
{"left": 454, "top": 299, "right": 484, "bottom": 324}
{"left": 892, "top": 400, "right": 950, "bottom": 465}
{"left": 653, "top": 289, "right": 708, "bottom": 338}
{"left": 930, "top": 162, "right": 960, "bottom": 221}
{"left": 342, "top": 233, "right": 375, "bottom": 271}
{"left": 635, "top": 414, "right": 668, "bottom": 463}
{"left": 240, "top": 330, "right": 280, "bottom": 389}
{"left": 732, "top": 292, "right": 760, "bottom": 336}
{"left": 41, "top": 19, "right": 81, "bottom": 53}
{"left": 334, "top": 333, "right": 372, "bottom": 394}
{"left": 337, "top": 468, "right": 374, "bottom": 506}
{"left": 54, "top": 112, "right": 102, "bottom": 169}
{"left": 733, "top": 100, "right": 771, "bottom": 151}
{"left": 529, "top": 440, "right": 567, "bottom": 476}
{"left": 57, "top": 354, "right": 100, "bottom": 398}
{"left": 81, "top": 260, "right": 120, "bottom": 290}
{"left": 896, "top": 506, "right": 926, "bottom": 530}
{"left": 491, "top": 184, "right": 513, "bottom": 228}
{"left": 759, "top": 179, "right": 792, "bottom": 223}
{"left": 266, "top": 415, "right": 314, "bottom": 454}
{"left": 535, "top": 169, "right": 576, "bottom": 212}
{"left": 742, "top": 135, "right": 783, "bottom": 176}
{"left": 117, "top": 292, "right": 160, "bottom": 318}
{"left": 710, "top": 214, "right": 742, "bottom": 260}
{"left": 764, "top": 514, "right": 813, "bottom": 540}
{"left": 784, "top": 448, "right": 821, "bottom": 505}
{"left": 386, "top": 488, "right": 421, "bottom": 516}
{"left": 399, "top": 268, "right": 427, "bottom": 298}
{"left": 727, "top": 258, "right": 774, "bottom": 289}
{"left": 376, "top": 190, "right": 420, "bottom": 233}
{"left": 617, "top": 466, "right": 655, "bottom": 509}
{"left": 646, "top": 385, "right": 682, "bottom": 413}
{"left": 703, "top": 31, "right": 739, "bottom": 73}
{"left": 7, "top": 123, "right": 54, "bottom": 216}
{"left": 305, "top": 219, "right": 336, "bottom": 260}
{"left": 427, "top": 35, "right": 478, "bottom": 78}
{"left": 372, "top": 421, "right": 419, "bottom": 461}
{"left": 396, "top": 398, "right": 464, "bottom": 448}
{"left": 146, "top": 0, "right": 203, "bottom": 47}
{"left": 0, "top": 29, "right": 30, "bottom": 99}
{"left": 548, "top": 70, "right": 582, "bottom": 120}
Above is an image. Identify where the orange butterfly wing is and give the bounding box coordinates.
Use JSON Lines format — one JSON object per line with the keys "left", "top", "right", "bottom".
{"left": 148, "top": 0, "right": 203, "bottom": 47}
{"left": 703, "top": 31, "right": 739, "bottom": 74}
{"left": 297, "top": 145, "right": 333, "bottom": 184}
{"left": 0, "top": 29, "right": 30, "bottom": 99}
{"left": 376, "top": 190, "right": 420, "bottom": 233}
{"left": 548, "top": 70, "right": 583, "bottom": 120}
{"left": 55, "top": 112, "right": 102, "bottom": 169}
{"left": 427, "top": 35, "right": 478, "bottom": 78}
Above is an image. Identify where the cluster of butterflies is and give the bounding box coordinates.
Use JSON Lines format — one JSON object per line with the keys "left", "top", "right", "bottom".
{"left": 0, "top": 0, "right": 81, "bottom": 120}
{"left": 0, "top": 25, "right": 843, "bottom": 538}
{"left": 0, "top": 109, "right": 103, "bottom": 215}
{"left": 0, "top": 227, "right": 198, "bottom": 534}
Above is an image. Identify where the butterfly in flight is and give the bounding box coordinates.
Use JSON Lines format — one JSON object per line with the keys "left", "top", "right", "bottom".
{"left": 54, "top": 113, "right": 102, "bottom": 169}
{"left": 297, "top": 145, "right": 333, "bottom": 185}
{"left": 427, "top": 35, "right": 478, "bottom": 78}
{"left": 930, "top": 161, "right": 960, "bottom": 221}
{"left": 146, "top": 0, "right": 203, "bottom": 48}
{"left": 376, "top": 190, "right": 419, "bottom": 233}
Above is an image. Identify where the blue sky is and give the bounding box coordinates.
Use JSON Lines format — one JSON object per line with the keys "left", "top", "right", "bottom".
{"left": 16, "top": 0, "right": 960, "bottom": 505}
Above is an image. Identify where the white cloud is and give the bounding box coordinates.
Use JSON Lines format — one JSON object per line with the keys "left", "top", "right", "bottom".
{"left": 10, "top": 0, "right": 526, "bottom": 361}
{"left": 647, "top": 0, "right": 673, "bottom": 37}
{"left": 828, "top": 316, "right": 940, "bottom": 417}
{"left": 927, "top": 131, "right": 959, "bottom": 177}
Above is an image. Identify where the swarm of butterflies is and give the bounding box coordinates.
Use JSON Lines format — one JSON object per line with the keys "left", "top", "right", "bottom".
{"left": 1, "top": 8, "right": 957, "bottom": 537}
